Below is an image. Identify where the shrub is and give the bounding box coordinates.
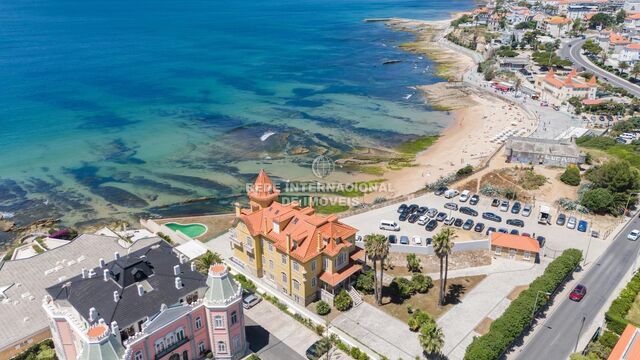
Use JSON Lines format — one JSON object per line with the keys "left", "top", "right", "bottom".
{"left": 233, "top": 274, "right": 257, "bottom": 293}
{"left": 456, "top": 165, "right": 474, "bottom": 177}
{"left": 246, "top": 355, "right": 261, "bottom": 360}
{"left": 411, "top": 273, "right": 433, "bottom": 294}
{"left": 406, "top": 253, "right": 421, "bottom": 272}
{"left": 606, "top": 270, "right": 640, "bottom": 334}
{"left": 408, "top": 310, "right": 433, "bottom": 331}
{"left": 355, "top": 270, "right": 375, "bottom": 294}
{"left": 335, "top": 290, "right": 353, "bottom": 311}
{"left": 598, "top": 330, "right": 619, "bottom": 349}
{"left": 581, "top": 188, "right": 615, "bottom": 214}
{"left": 560, "top": 165, "right": 581, "bottom": 186}
{"left": 464, "top": 249, "right": 582, "bottom": 359}
{"left": 391, "top": 277, "right": 414, "bottom": 300}
{"left": 316, "top": 300, "right": 331, "bottom": 316}
{"left": 350, "top": 347, "right": 362, "bottom": 359}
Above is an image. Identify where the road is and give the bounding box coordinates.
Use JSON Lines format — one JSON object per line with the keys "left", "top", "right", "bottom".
{"left": 518, "top": 215, "right": 640, "bottom": 359}
{"left": 560, "top": 38, "right": 640, "bottom": 97}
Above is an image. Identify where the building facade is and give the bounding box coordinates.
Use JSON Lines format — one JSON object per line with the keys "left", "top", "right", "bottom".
{"left": 230, "top": 170, "right": 363, "bottom": 306}
{"left": 505, "top": 136, "right": 586, "bottom": 166}
{"left": 490, "top": 233, "right": 540, "bottom": 263}
{"left": 534, "top": 69, "right": 597, "bottom": 106}
{"left": 42, "top": 240, "right": 247, "bottom": 360}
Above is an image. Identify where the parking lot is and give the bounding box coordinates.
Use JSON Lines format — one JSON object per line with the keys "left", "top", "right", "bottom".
{"left": 342, "top": 190, "right": 612, "bottom": 262}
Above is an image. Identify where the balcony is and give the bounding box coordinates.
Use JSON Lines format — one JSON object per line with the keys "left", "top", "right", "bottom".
{"left": 245, "top": 241, "right": 254, "bottom": 253}
{"left": 229, "top": 234, "right": 242, "bottom": 248}
{"left": 155, "top": 337, "right": 189, "bottom": 360}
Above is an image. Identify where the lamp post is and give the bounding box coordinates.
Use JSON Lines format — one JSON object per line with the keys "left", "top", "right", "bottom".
{"left": 583, "top": 213, "right": 592, "bottom": 266}
{"left": 531, "top": 290, "right": 552, "bottom": 324}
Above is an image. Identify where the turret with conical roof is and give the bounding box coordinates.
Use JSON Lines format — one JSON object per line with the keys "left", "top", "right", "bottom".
{"left": 247, "top": 169, "right": 280, "bottom": 211}
{"left": 204, "top": 264, "right": 242, "bottom": 307}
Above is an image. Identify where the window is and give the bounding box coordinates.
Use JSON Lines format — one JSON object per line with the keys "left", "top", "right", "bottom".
{"left": 195, "top": 317, "right": 202, "bottom": 330}
{"left": 135, "top": 352, "right": 143, "bottom": 360}
{"left": 311, "top": 259, "right": 316, "bottom": 272}
{"left": 214, "top": 315, "right": 224, "bottom": 329}
{"left": 175, "top": 328, "right": 185, "bottom": 341}
{"left": 294, "top": 294, "right": 300, "bottom": 303}
{"left": 311, "top": 277, "right": 317, "bottom": 288}
{"left": 198, "top": 342, "right": 206, "bottom": 354}
{"left": 155, "top": 340, "right": 165, "bottom": 352}
{"left": 293, "top": 261, "right": 300, "bottom": 272}
{"left": 217, "top": 341, "right": 227, "bottom": 353}
{"left": 182, "top": 351, "right": 188, "bottom": 360}
{"left": 268, "top": 242, "right": 273, "bottom": 251}
{"left": 269, "top": 259, "right": 274, "bottom": 270}
{"left": 281, "top": 272, "right": 287, "bottom": 283}
{"left": 281, "top": 254, "right": 287, "bottom": 264}
{"left": 232, "top": 336, "right": 241, "bottom": 352}
{"left": 523, "top": 251, "right": 531, "bottom": 260}
{"left": 336, "top": 252, "right": 346, "bottom": 267}
{"left": 495, "top": 246, "right": 502, "bottom": 255}
{"left": 323, "top": 257, "right": 329, "bottom": 270}
{"left": 165, "top": 334, "right": 175, "bottom": 346}
{"left": 231, "top": 311, "right": 238, "bottom": 325}
{"left": 293, "top": 279, "right": 300, "bottom": 291}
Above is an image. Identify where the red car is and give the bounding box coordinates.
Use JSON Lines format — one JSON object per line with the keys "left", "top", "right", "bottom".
{"left": 569, "top": 284, "right": 587, "bottom": 301}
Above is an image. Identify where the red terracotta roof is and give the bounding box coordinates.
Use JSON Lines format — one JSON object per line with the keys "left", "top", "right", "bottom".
{"left": 610, "top": 33, "right": 631, "bottom": 45}
{"left": 210, "top": 264, "right": 226, "bottom": 274}
{"left": 608, "top": 324, "right": 640, "bottom": 360}
{"left": 248, "top": 169, "right": 280, "bottom": 199}
{"left": 627, "top": 43, "right": 640, "bottom": 50}
{"left": 546, "top": 16, "right": 571, "bottom": 25}
{"left": 491, "top": 233, "right": 540, "bottom": 253}
{"left": 319, "top": 261, "right": 362, "bottom": 287}
{"left": 350, "top": 248, "right": 365, "bottom": 261}
{"left": 582, "top": 98, "right": 602, "bottom": 105}
{"left": 86, "top": 324, "right": 108, "bottom": 340}
{"left": 626, "top": 13, "right": 640, "bottom": 20}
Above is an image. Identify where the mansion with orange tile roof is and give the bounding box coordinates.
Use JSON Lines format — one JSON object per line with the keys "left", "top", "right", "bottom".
{"left": 230, "top": 170, "right": 363, "bottom": 306}
{"left": 534, "top": 69, "right": 597, "bottom": 107}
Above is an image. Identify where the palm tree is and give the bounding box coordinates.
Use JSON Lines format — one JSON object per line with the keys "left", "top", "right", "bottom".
{"left": 418, "top": 320, "right": 445, "bottom": 356}
{"left": 364, "top": 234, "right": 389, "bottom": 305}
{"left": 620, "top": 61, "right": 629, "bottom": 74}
{"left": 432, "top": 228, "right": 455, "bottom": 306}
{"left": 194, "top": 250, "right": 223, "bottom": 274}
{"left": 631, "top": 62, "right": 640, "bottom": 80}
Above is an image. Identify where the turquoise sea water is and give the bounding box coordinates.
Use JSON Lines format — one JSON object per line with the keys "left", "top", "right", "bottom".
{"left": 0, "top": 0, "right": 474, "bottom": 237}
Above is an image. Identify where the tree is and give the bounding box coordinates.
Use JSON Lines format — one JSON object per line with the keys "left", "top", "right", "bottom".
{"left": 411, "top": 273, "right": 433, "bottom": 293}
{"left": 311, "top": 334, "right": 338, "bottom": 360}
{"left": 587, "top": 160, "right": 640, "bottom": 194}
{"left": 334, "top": 290, "right": 353, "bottom": 311}
{"left": 316, "top": 300, "right": 331, "bottom": 315}
{"left": 432, "top": 228, "right": 456, "bottom": 306}
{"left": 355, "top": 270, "right": 375, "bottom": 294}
{"left": 406, "top": 253, "right": 421, "bottom": 272}
{"left": 582, "top": 39, "right": 602, "bottom": 55}
{"left": 631, "top": 62, "right": 640, "bottom": 80}
{"left": 589, "top": 13, "right": 615, "bottom": 29}
{"left": 560, "top": 165, "right": 581, "bottom": 186}
{"left": 620, "top": 61, "right": 630, "bottom": 73}
{"left": 616, "top": 9, "right": 627, "bottom": 24}
{"left": 419, "top": 320, "right": 445, "bottom": 356}
{"left": 391, "top": 277, "right": 414, "bottom": 299}
{"left": 408, "top": 309, "right": 433, "bottom": 331}
{"left": 194, "top": 250, "right": 223, "bottom": 274}
{"left": 581, "top": 188, "right": 615, "bottom": 213}
{"left": 364, "top": 234, "right": 389, "bottom": 305}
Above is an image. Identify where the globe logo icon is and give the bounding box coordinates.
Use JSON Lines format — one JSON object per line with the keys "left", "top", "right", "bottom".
{"left": 311, "top": 155, "right": 335, "bottom": 179}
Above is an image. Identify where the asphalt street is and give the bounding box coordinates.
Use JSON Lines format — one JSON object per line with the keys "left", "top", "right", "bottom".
{"left": 518, "top": 215, "right": 640, "bottom": 359}
{"left": 245, "top": 316, "right": 305, "bottom": 360}
{"left": 560, "top": 38, "right": 640, "bottom": 98}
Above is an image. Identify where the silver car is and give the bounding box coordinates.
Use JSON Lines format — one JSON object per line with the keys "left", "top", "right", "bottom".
{"left": 243, "top": 294, "right": 262, "bottom": 309}
{"left": 522, "top": 204, "right": 532, "bottom": 217}
{"left": 499, "top": 200, "right": 510, "bottom": 212}
{"left": 567, "top": 216, "right": 577, "bottom": 229}
{"left": 426, "top": 208, "right": 438, "bottom": 218}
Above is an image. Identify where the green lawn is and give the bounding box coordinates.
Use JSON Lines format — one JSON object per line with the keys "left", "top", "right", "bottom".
{"left": 626, "top": 293, "right": 640, "bottom": 326}
{"left": 397, "top": 135, "right": 439, "bottom": 156}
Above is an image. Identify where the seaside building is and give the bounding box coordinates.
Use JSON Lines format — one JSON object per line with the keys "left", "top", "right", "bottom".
{"left": 490, "top": 233, "right": 540, "bottom": 263}
{"left": 505, "top": 136, "right": 586, "bottom": 166}
{"left": 543, "top": 16, "right": 572, "bottom": 38}
{"left": 624, "top": 12, "right": 640, "bottom": 32}
{"left": 534, "top": 69, "right": 597, "bottom": 106}
{"left": 230, "top": 170, "right": 364, "bottom": 306}
{"left": 42, "top": 240, "right": 247, "bottom": 360}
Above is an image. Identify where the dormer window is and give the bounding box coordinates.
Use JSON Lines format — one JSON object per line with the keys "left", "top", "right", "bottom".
{"left": 273, "top": 221, "right": 280, "bottom": 234}
{"left": 292, "top": 241, "right": 298, "bottom": 250}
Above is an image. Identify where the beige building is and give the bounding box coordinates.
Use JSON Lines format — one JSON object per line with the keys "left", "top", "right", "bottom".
{"left": 230, "top": 170, "right": 363, "bottom": 306}
{"left": 491, "top": 233, "right": 540, "bottom": 263}
{"left": 534, "top": 69, "right": 597, "bottom": 106}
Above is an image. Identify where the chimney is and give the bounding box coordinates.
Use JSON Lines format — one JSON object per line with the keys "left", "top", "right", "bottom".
{"left": 286, "top": 234, "right": 291, "bottom": 255}
{"left": 88, "top": 307, "right": 97, "bottom": 322}
{"left": 175, "top": 277, "right": 182, "bottom": 289}
{"left": 113, "top": 291, "right": 119, "bottom": 302}
{"left": 317, "top": 232, "right": 321, "bottom": 252}
{"left": 111, "top": 321, "right": 120, "bottom": 342}
{"left": 137, "top": 284, "right": 144, "bottom": 296}
{"left": 190, "top": 262, "right": 196, "bottom": 272}
{"left": 114, "top": 252, "right": 120, "bottom": 261}
{"left": 173, "top": 265, "right": 181, "bottom": 276}
{"left": 103, "top": 269, "right": 109, "bottom": 282}
{"left": 81, "top": 268, "right": 87, "bottom": 279}
{"left": 234, "top": 202, "right": 241, "bottom": 217}
{"left": 99, "top": 258, "right": 105, "bottom": 268}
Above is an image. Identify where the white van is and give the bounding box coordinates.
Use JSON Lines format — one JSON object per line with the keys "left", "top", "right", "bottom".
{"left": 444, "top": 189, "right": 459, "bottom": 199}
{"left": 459, "top": 190, "right": 470, "bottom": 202}
{"left": 379, "top": 220, "right": 400, "bottom": 231}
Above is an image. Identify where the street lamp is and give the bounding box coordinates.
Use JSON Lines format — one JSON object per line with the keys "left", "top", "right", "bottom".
{"left": 583, "top": 213, "right": 592, "bottom": 266}
{"left": 531, "top": 290, "right": 552, "bottom": 323}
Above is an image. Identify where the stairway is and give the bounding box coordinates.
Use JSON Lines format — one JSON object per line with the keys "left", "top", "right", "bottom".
{"left": 347, "top": 286, "right": 363, "bottom": 307}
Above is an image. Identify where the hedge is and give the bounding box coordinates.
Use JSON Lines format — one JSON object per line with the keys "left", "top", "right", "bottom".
{"left": 464, "top": 249, "right": 582, "bottom": 360}
{"left": 605, "top": 270, "right": 640, "bottom": 334}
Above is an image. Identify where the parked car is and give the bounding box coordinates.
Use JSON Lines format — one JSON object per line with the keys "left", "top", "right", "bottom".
{"left": 498, "top": 228, "right": 508, "bottom": 233}
{"left": 510, "top": 229, "right": 520, "bottom": 235}
{"left": 444, "top": 189, "right": 459, "bottom": 199}
{"left": 388, "top": 235, "right": 397, "bottom": 244}
{"left": 459, "top": 190, "right": 470, "bottom": 202}
{"left": 536, "top": 236, "right": 546, "bottom": 247}
{"left": 397, "top": 204, "right": 408, "bottom": 213}
{"left": 491, "top": 198, "right": 501, "bottom": 207}
{"left": 454, "top": 218, "right": 464, "bottom": 227}
{"left": 426, "top": 208, "right": 438, "bottom": 218}
{"left": 482, "top": 212, "right": 502, "bottom": 222}
{"left": 306, "top": 339, "right": 330, "bottom": 359}
{"left": 474, "top": 222, "right": 485, "bottom": 232}
{"left": 444, "top": 216, "right": 456, "bottom": 226}
{"left": 413, "top": 236, "right": 422, "bottom": 245}
{"left": 567, "top": 216, "right": 577, "bottom": 229}
{"left": 399, "top": 212, "right": 409, "bottom": 222}
{"left": 511, "top": 202, "right": 521, "bottom": 214}
{"left": 577, "top": 220, "right": 588, "bottom": 232}
{"left": 426, "top": 238, "right": 433, "bottom": 245}
{"left": 425, "top": 220, "right": 438, "bottom": 232}
{"left": 628, "top": 229, "right": 640, "bottom": 241}
{"left": 444, "top": 202, "right": 459, "bottom": 211}
{"left": 380, "top": 220, "right": 400, "bottom": 231}
{"left": 418, "top": 215, "right": 430, "bottom": 226}
{"left": 460, "top": 206, "right": 478, "bottom": 217}
{"left": 569, "top": 284, "right": 587, "bottom": 302}
{"left": 470, "top": 194, "right": 480, "bottom": 205}
{"left": 506, "top": 219, "right": 524, "bottom": 227}
{"left": 486, "top": 227, "right": 496, "bottom": 235}
{"left": 407, "top": 204, "right": 419, "bottom": 214}
{"left": 408, "top": 213, "right": 419, "bottom": 223}
{"left": 436, "top": 212, "right": 447, "bottom": 222}
{"left": 463, "top": 219, "right": 474, "bottom": 230}
{"left": 522, "top": 204, "right": 532, "bottom": 217}
{"left": 556, "top": 213, "right": 566, "bottom": 226}
{"left": 243, "top": 293, "right": 262, "bottom": 309}
{"left": 417, "top": 206, "right": 428, "bottom": 216}
{"left": 400, "top": 235, "right": 410, "bottom": 245}
{"left": 500, "top": 200, "right": 510, "bottom": 212}
{"left": 434, "top": 187, "right": 448, "bottom": 196}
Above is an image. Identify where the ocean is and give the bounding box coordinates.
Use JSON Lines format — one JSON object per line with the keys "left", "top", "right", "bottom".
{"left": 0, "top": 0, "right": 475, "bottom": 240}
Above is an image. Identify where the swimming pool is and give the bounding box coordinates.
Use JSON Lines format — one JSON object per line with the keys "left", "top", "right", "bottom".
{"left": 165, "top": 222, "right": 207, "bottom": 238}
